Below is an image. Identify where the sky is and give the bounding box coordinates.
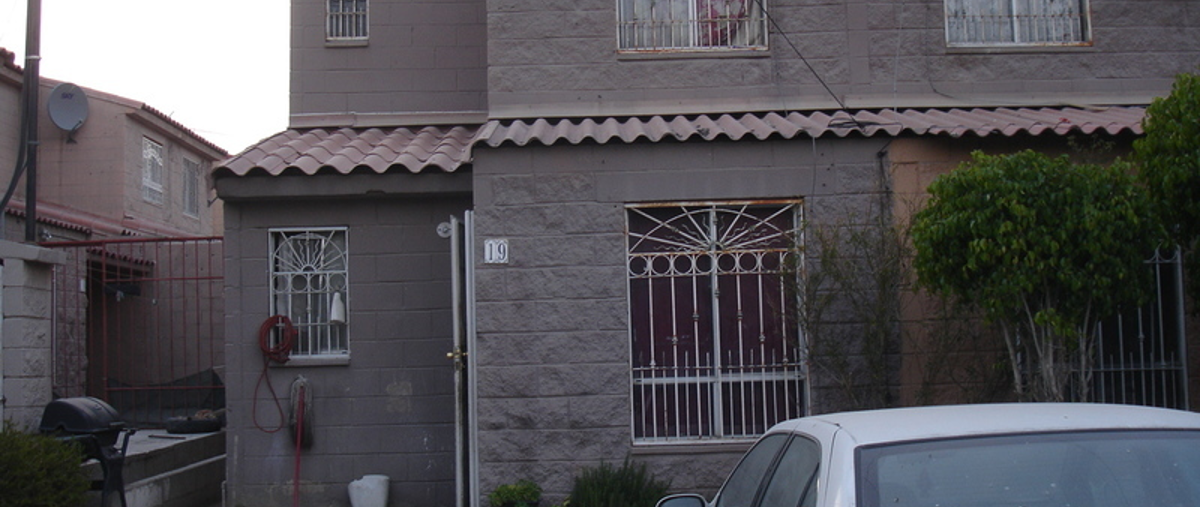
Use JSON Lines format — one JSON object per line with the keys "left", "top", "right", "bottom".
{"left": 0, "top": 0, "right": 289, "bottom": 155}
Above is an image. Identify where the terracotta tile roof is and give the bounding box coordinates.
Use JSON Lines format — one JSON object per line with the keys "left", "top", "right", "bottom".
{"left": 481, "top": 106, "right": 1146, "bottom": 147}
{"left": 1, "top": 47, "right": 19, "bottom": 73}
{"left": 217, "top": 125, "right": 479, "bottom": 176}
{"left": 216, "top": 106, "right": 1145, "bottom": 177}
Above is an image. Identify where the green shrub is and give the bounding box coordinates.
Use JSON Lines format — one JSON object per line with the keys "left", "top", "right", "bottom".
{"left": 488, "top": 479, "right": 542, "bottom": 507}
{"left": 0, "top": 424, "right": 89, "bottom": 507}
{"left": 568, "top": 459, "right": 670, "bottom": 507}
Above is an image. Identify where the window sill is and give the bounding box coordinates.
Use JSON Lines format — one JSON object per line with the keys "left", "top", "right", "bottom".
{"left": 325, "top": 39, "right": 368, "bottom": 48}
{"left": 275, "top": 355, "right": 350, "bottom": 367}
{"left": 630, "top": 439, "right": 755, "bottom": 455}
{"left": 945, "top": 43, "right": 1094, "bottom": 54}
{"left": 617, "top": 47, "right": 769, "bottom": 61}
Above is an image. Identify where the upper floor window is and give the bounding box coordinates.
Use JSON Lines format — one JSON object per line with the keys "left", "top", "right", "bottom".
{"left": 327, "top": 0, "right": 368, "bottom": 41}
{"left": 183, "top": 158, "right": 202, "bottom": 217}
{"left": 618, "top": 0, "right": 767, "bottom": 52}
{"left": 142, "top": 138, "right": 164, "bottom": 205}
{"left": 270, "top": 228, "right": 350, "bottom": 360}
{"left": 945, "top": 0, "right": 1091, "bottom": 47}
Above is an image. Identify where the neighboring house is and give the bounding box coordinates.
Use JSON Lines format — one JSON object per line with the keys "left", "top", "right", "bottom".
{"left": 0, "top": 47, "right": 227, "bottom": 429}
{"left": 214, "top": 2, "right": 1200, "bottom": 506}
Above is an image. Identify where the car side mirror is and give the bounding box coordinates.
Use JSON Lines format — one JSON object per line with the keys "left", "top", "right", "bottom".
{"left": 656, "top": 493, "right": 707, "bottom": 507}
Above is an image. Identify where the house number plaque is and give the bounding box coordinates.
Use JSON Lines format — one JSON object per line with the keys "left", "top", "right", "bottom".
{"left": 484, "top": 239, "right": 509, "bottom": 264}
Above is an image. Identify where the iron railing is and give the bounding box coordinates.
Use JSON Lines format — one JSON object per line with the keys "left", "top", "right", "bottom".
{"left": 46, "top": 237, "right": 224, "bottom": 427}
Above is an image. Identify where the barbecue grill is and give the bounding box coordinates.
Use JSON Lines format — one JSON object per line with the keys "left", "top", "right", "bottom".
{"left": 39, "top": 397, "right": 136, "bottom": 507}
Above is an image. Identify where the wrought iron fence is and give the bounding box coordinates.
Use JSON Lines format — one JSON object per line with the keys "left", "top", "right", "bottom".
{"left": 1090, "top": 250, "right": 1188, "bottom": 409}
{"left": 46, "top": 237, "right": 224, "bottom": 427}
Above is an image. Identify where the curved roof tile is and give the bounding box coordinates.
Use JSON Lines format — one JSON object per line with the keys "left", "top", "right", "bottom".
{"left": 215, "top": 107, "right": 1144, "bottom": 177}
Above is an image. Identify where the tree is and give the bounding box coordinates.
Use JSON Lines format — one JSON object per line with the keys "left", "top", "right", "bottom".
{"left": 910, "top": 150, "right": 1154, "bottom": 402}
{"left": 1134, "top": 71, "right": 1200, "bottom": 307}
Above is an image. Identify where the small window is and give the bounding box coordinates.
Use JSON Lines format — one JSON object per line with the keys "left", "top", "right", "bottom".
{"left": 183, "top": 158, "right": 202, "bottom": 217}
{"left": 945, "top": 0, "right": 1090, "bottom": 47}
{"left": 618, "top": 0, "right": 767, "bottom": 52}
{"left": 327, "top": 0, "right": 368, "bottom": 41}
{"left": 270, "top": 228, "right": 350, "bottom": 359}
{"left": 142, "top": 138, "right": 164, "bottom": 205}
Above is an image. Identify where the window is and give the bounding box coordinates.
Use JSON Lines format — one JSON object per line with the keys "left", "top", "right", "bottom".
{"left": 142, "top": 138, "right": 164, "bottom": 205}
{"left": 183, "top": 158, "right": 202, "bottom": 217}
{"left": 715, "top": 434, "right": 789, "bottom": 507}
{"left": 859, "top": 431, "right": 1200, "bottom": 507}
{"left": 270, "top": 228, "right": 349, "bottom": 359}
{"left": 945, "top": 0, "right": 1090, "bottom": 47}
{"left": 628, "top": 202, "right": 806, "bottom": 442}
{"left": 618, "top": 0, "right": 767, "bottom": 51}
{"left": 327, "top": 0, "right": 368, "bottom": 41}
{"left": 759, "top": 437, "right": 821, "bottom": 507}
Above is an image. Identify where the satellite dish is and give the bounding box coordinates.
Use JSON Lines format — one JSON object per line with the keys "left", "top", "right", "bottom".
{"left": 47, "top": 82, "right": 89, "bottom": 141}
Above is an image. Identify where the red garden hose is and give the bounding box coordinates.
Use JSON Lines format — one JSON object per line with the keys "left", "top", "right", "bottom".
{"left": 252, "top": 315, "right": 296, "bottom": 433}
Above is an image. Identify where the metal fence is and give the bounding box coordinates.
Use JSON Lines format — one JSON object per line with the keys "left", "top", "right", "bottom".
{"left": 46, "top": 237, "right": 224, "bottom": 427}
{"left": 1091, "top": 250, "right": 1188, "bottom": 409}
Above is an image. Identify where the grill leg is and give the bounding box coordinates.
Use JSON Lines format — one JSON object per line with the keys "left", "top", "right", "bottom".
{"left": 98, "top": 430, "right": 135, "bottom": 507}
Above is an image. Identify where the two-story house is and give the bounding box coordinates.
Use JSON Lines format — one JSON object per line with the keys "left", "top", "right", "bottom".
{"left": 1, "top": 47, "right": 228, "bottom": 428}
{"left": 214, "top": 1, "right": 1200, "bottom": 506}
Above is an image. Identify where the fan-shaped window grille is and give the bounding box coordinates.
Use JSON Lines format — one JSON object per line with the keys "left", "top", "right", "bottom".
{"left": 270, "top": 228, "right": 349, "bottom": 358}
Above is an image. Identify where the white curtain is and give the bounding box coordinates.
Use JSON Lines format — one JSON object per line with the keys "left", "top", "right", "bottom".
{"left": 947, "top": 0, "right": 1086, "bottom": 45}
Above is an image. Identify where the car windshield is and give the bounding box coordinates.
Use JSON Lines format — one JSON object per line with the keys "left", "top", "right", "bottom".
{"left": 857, "top": 430, "right": 1200, "bottom": 507}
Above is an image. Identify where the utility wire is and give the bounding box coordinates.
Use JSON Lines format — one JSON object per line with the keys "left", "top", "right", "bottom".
{"left": 751, "top": 0, "right": 851, "bottom": 113}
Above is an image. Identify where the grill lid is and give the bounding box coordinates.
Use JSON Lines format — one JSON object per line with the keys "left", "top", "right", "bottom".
{"left": 38, "top": 396, "right": 126, "bottom": 435}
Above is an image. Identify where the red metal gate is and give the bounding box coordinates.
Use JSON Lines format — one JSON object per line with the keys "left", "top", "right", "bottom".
{"left": 44, "top": 237, "right": 224, "bottom": 427}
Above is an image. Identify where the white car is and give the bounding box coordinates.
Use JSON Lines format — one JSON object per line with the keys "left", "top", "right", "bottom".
{"left": 657, "top": 403, "right": 1200, "bottom": 507}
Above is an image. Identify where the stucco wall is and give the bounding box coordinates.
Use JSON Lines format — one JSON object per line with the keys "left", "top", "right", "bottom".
{"left": 221, "top": 192, "right": 470, "bottom": 507}
{"left": 470, "top": 135, "right": 891, "bottom": 503}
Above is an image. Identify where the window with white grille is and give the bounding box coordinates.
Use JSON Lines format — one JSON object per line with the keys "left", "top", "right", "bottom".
{"left": 618, "top": 0, "right": 768, "bottom": 51}
{"left": 183, "top": 158, "right": 201, "bottom": 217}
{"left": 270, "top": 228, "right": 349, "bottom": 359}
{"left": 327, "top": 0, "right": 368, "bottom": 41}
{"left": 945, "top": 0, "right": 1090, "bottom": 47}
{"left": 628, "top": 202, "right": 806, "bottom": 442}
{"left": 142, "top": 138, "right": 164, "bottom": 205}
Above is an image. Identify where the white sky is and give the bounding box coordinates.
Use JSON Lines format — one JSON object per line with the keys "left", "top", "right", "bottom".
{"left": 0, "top": 0, "right": 289, "bottom": 155}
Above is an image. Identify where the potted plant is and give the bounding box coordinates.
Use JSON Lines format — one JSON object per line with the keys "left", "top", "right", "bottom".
{"left": 488, "top": 479, "right": 542, "bottom": 507}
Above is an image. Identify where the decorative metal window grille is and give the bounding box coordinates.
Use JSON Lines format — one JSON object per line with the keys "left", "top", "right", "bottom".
{"left": 628, "top": 202, "right": 806, "bottom": 442}
{"left": 142, "top": 138, "right": 164, "bottom": 205}
{"left": 945, "top": 0, "right": 1090, "bottom": 46}
{"left": 270, "top": 228, "right": 349, "bottom": 357}
{"left": 327, "top": 0, "right": 368, "bottom": 40}
{"left": 618, "top": 0, "right": 768, "bottom": 51}
{"left": 183, "top": 158, "right": 201, "bottom": 217}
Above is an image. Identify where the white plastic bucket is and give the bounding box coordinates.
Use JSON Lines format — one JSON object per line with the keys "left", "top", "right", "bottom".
{"left": 348, "top": 474, "right": 390, "bottom": 507}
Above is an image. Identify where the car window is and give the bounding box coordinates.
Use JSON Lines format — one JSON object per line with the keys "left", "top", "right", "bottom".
{"left": 716, "top": 433, "right": 789, "bottom": 507}
{"left": 759, "top": 436, "right": 821, "bottom": 507}
{"left": 858, "top": 430, "right": 1200, "bottom": 507}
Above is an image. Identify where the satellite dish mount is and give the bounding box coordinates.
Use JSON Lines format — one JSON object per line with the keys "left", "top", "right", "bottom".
{"left": 47, "top": 82, "right": 89, "bottom": 143}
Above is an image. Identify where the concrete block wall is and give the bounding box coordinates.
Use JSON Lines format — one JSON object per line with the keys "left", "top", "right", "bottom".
{"left": 470, "top": 136, "right": 891, "bottom": 503}
{"left": 221, "top": 193, "right": 470, "bottom": 507}
{"left": 0, "top": 241, "right": 66, "bottom": 430}
{"left": 290, "top": 0, "right": 488, "bottom": 120}
{"left": 484, "top": 0, "right": 1199, "bottom": 119}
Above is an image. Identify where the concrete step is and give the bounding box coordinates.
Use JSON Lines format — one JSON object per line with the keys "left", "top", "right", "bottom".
{"left": 84, "top": 429, "right": 224, "bottom": 507}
